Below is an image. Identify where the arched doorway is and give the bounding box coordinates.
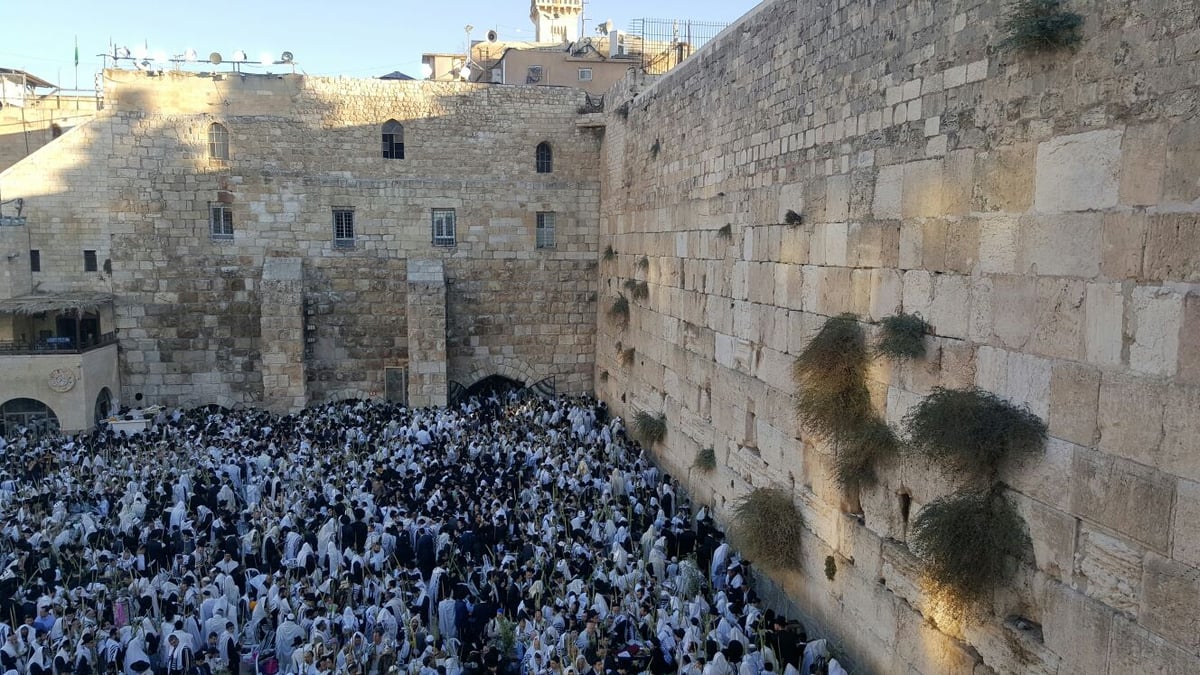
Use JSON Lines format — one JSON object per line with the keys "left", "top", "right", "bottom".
{"left": 94, "top": 387, "right": 113, "bottom": 426}
{"left": 0, "top": 398, "right": 60, "bottom": 438}
{"left": 461, "top": 374, "right": 525, "bottom": 403}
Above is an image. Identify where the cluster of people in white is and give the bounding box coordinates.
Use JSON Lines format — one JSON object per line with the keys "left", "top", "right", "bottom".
{"left": 0, "top": 391, "right": 847, "bottom": 675}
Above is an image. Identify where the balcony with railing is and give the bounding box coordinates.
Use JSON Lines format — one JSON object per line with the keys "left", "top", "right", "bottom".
{"left": 0, "top": 331, "right": 117, "bottom": 355}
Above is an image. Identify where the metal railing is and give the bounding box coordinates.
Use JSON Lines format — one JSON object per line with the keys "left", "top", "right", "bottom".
{"left": 629, "top": 18, "right": 728, "bottom": 74}
{"left": 0, "top": 332, "right": 117, "bottom": 355}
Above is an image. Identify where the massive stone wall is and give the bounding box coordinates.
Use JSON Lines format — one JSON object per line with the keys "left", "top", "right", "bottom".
{"left": 0, "top": 70, "right": 600, "bottom": 407}
{"left": 597, "top": 0, "right": 1200, "bottom": 673}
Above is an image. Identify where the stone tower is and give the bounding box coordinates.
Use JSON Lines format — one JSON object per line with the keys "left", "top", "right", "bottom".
{"left": 530, "top": 0, "right": 581, "bottom": 43}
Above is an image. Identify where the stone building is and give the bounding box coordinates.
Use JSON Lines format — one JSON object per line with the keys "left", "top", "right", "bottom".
{"left": 0, "top": 69, "right": 600, "bottom": 427}
{"left": 2, "top": 0, "right": 1200, "bottom": 672}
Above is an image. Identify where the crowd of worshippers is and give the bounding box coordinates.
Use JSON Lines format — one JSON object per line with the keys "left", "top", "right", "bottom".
{"left": 0, "top": 391, "right": 849, "bottom": 675}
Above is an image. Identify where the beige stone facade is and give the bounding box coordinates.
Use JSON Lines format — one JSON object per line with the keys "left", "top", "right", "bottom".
{"left": 595, "top": 0, "right": 1200, "bottom": 673}
{"left": 1, "top": 0, "right": 1198, "bottom": 669}
{"left": 0, "top": 70, "right": 600, "bottom": 411}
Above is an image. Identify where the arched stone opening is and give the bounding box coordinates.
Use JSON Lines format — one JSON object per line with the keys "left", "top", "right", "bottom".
{"left": 94, "top": 387, "right": 114, "bottom": 426}
{"left": 1, "top": 398, "right": 60, "bottom": 438}
{"left": 462, "top": 374, "right": 525, "bottom": 402}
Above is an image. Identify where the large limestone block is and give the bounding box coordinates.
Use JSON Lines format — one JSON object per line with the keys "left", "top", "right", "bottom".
{"left": 989, "top": 275, "right": 1037, "bottom": 349}
{"left": 1048, "top": 362, "right": 1100, "bottom": 447}
{"left": 1100, "top": 212, "right": 1147, "bottom": 280}
{"left": 1119, "top": 123, "right": 1167, "bottom": 206}
{"left": 1040, "top": 580, "right": 1115, "bottom": 675}
{"left": 1129, "top": 286, "right": 1183, "bottom": 376}
{"left": 1162, "top": 384, "right": 1200, "bottom": 481}
{"left": 1178, "top": 294, "right": 1200, "bottom": 385}
{"left": 1029, "top": 277, "right": 1086, "bottom": 360}
{"left": 1017, "top": 213, "right": 1102, "bottom": 278}
{"left": 1172, "top": 479, "right": 1200, "bottom": 567}
{"left": 1139, "top": 553, "right": 1200, "bottom": 651}
{"left": 1011, "top": 493, "right": 1076, "bottom": 580}
{"left": 1164, "top": 118, "right": 1200, "bottom": 202}
{"left": 1070, "top": 449, "right": 1175, "bottom": 552}
{"left": 976, "top": 213, "right": 1020, "bottom": 274}
{"left": 1084, "top": 282, "right": 1125, "bottom": 367}
{"left": 1144, "top": 213, "right": 1200, "bottom": 283}
{"left": 1073, "top": 526, "right": 1144, "bottom": 617}
{"left": 873, "top": 164, "right": 904, "bottom": 219}
{"left": 976, "top": 142, "right": 1036, "bottom": 212}
{"left": 866, "top": 267, "right": 902, "bottom": 321}
{"left": 1034, "top": 129, "right": 1123, "bottom": 213}
{"left": 1097, "top": 373, "right": 1166, "bottom": 466}
{"left": 1000, "top": 437, "right": 1076, "bottom": 512}
{"left": 825, "top": 174, "right": 850, "bottom": 222}
{"left": 1106, "top": 616, "right": 1200, "bottom": 675}
{"left": 901, "top": 159, "right": 945, "bottom": 218}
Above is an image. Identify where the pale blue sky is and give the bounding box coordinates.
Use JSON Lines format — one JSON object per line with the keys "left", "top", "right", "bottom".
{"left": 0, "top": 0, "right": 760, "bottom": 89}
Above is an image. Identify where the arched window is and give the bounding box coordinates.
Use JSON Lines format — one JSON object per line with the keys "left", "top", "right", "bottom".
{"left": 0, "top": 398, "right": 59, "bottom": 438}
{"left": 94, "top": 387, "right": 113, "bottom": 426}
{"left": 208, "top": 122, "right": 229, "bottom": 160}
{"left": 535, "top": 141, "right": 553, "bottom": 173}
{"left": 382, "top": 120, "right": 405, "bottom": 159}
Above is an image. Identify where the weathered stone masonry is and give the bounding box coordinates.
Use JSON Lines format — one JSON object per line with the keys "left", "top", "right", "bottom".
{"left": 1, "top": 71, "right": 601, "bottom": 408}
{"left": 596, "top": 0, "right": 1200, "bottom": 673}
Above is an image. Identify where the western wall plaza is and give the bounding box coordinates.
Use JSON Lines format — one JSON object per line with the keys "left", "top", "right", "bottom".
{"left": 1, "top": 0, "right": 1198, "bottom": 673}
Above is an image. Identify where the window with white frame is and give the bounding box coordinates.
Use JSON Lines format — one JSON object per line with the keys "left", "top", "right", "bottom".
{"left": 578, "top": 68, "right": 593, "bottom": 82}
{"left": 536, "top": 212, "right": 556, "bottom": 249}
{"left": 208, "top": 122, "right": 229, "bottom": 160}
{"left": 210, "top": 204, "right": 234, "bottom": 239}
{"left": 432, "top": 208, "right": 456, "bottom": 247}
{"left": 333, "top": 208, "right": 355, "bottom": 247}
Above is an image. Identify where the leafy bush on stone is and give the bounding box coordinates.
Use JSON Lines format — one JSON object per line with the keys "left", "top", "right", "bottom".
{"left": 904, "top": 387, "right": 1047, "bottom": 478}
{"left": 732, "top": 487, "right": 804, "bottom": 570}
{"left": 1000, "top": 0, "right": 1084, "bottom": 52}
{"left": 910, "top": 489, "right": 1029, "bottom": 608}
{"left": 876, "top": 313, "right": 930, "bottom": 360}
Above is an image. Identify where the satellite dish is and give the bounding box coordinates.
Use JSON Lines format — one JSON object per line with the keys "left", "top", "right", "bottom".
{"left": 420, "top": 63, "right": 433, "bottom": 79}
{"left": 280, "top": 51, "right": 294, "bottom": 63}
{"left": 233, "top": 50, "right": 247, "bottom": 61}
{"left": 458, "top": 65, "right": 471, "bottom": 80}
{"left": 259, "top": 52, "right": 273, "bottom": 66}
{"left": 487, "top": 30, "right": 498, "bottom": 42}
{"left": 184, "top": 48, "right": 197, "bottom": 61}
{"left": 209, "top": 52, "right": 223, "bottom": 65}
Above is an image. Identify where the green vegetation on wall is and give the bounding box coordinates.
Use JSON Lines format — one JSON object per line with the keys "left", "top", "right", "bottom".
{"left": 732, "top": 486, "right": 805, "bottom": 570}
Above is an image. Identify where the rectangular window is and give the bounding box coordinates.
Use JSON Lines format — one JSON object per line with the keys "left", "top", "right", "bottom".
{"left": 536, "top": 212, "right": 556, "bottom": 249}
{"left": 432, "top": 208, "right": 456, "bottom": 247}
{"left": 210, "top": 204, "right": 234, "bottom": 239}
{"left": 333, "top": 208, "right": 355, "bottom": 247}
{"left": 578, "top": 68, "right": 593, "bottom": 82}
{"left": 83, "top": 250, "right": 97, "bottom": 272}
{"left": 29, "top": 250, "right": 40, "bottom": 272}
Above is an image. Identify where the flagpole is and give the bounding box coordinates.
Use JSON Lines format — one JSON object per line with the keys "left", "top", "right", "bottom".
{"left": 74, "top": 36, "right": 79, "bottom": 91}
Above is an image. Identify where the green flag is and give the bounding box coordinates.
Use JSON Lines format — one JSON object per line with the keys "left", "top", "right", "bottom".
{"left": 74, "top": 36, "right": 79, "bottom": 67}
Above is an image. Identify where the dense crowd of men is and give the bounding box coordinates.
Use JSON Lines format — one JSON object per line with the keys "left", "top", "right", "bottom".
{"left": 0, "top": 391, "right": 847, "bottom": 675}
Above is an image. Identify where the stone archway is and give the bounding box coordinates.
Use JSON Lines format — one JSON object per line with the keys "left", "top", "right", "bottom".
{"left": 462, "top": 374, "right": 526, "bottom": 401}
{"left": 459, "top": 356, "right": 545, "bottom": 391}
{"left": 0, "top": 397, "right": 60, "bottom": 438}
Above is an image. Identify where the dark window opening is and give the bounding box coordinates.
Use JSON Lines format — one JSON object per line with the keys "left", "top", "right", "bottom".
{"left": 29, "top": 250, "right": 40, "bottom": 272}
{"left": 83, "top": 250, "right": 97, "bottom": 272}
{"left": 382, "top": 120, "right": 405, "bottom": 159}
{"left": 536, "top": 141, "right": 553, "bottom": 173}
